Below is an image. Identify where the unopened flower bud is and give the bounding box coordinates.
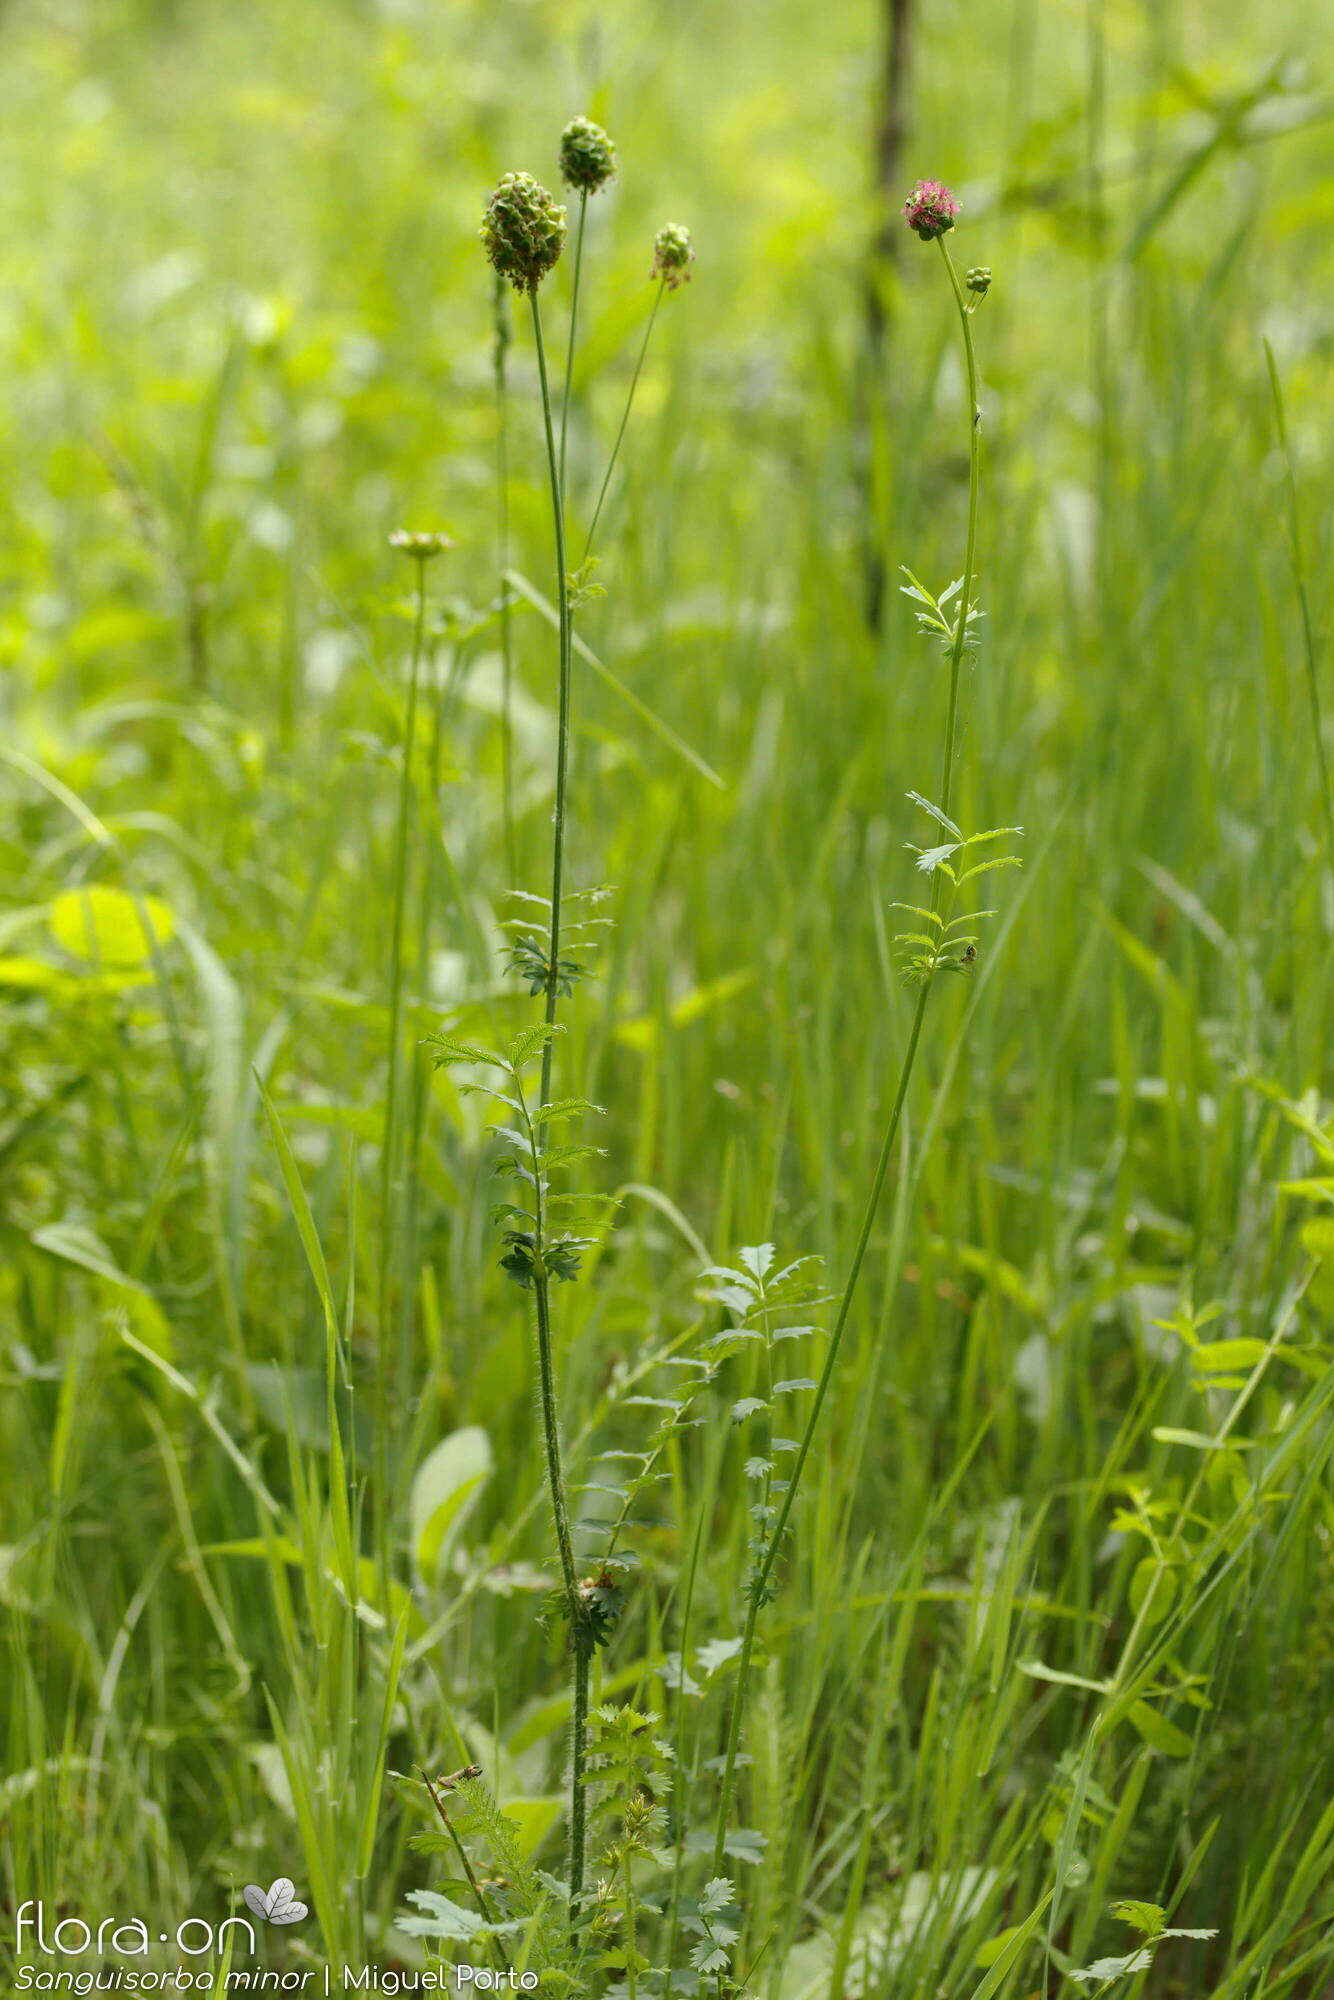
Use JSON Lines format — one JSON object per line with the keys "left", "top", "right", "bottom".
{"left": 966, "top": 266, "right": 992, "bottom": 296}
{"left": 650, "top": 223, "right": 695, "bottom": 290}
{"left": 902, "top": 178, "right": 960, "bottom": 241}
{"left": 480, "top": 173, "right": 567, "bottom": 294}
{"left": 389, "top": 529, "right": 456, "bottom": 562}
{"left": 559, "top": 115, "right": 617, "bottom": 195}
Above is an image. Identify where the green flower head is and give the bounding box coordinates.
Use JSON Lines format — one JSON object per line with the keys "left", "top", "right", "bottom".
{"left": 559, "top": 115, "right": 617, "bottom": 195}
{"left": 389, "top": 529, "right": 456, "bottom": 562}
{"left": 480, "top": 173, "right": 567, "bottom": 294}
{"left": 651, "top": 222, "right": 695, "bottom": 290}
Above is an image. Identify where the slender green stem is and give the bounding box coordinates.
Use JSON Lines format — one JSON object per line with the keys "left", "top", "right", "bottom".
{"left": 1264, "top": 338, "right": 1334, "bottom": 864}
{"left": 527, "top": 284, "right": 591, "bottom": 1906}
{"left": 559, "top": 191, "right": 589, "bottom": 502}
{"left": 582, "top": 280, "right": 667, "bottom": 568}
{"left": 711, "top": 229, "right": 983, "bottom": 1870}
{"left": 935, "top": 234, "right": 981, "bottom": 823}
{"left": 418, "top": 1769, "right": 511, "bottom": 1974}
{"left": 374, "top": 557, "right": 427, "bottom": 1584}
{"left": 530, "top": 1256, "right": 590, "bottom": 1906}
{"left": 494, "top": 274, "right": 517, "bottom": 884}
{"left": 529, "top": 290, "right": 574, "bottom": 1119}
{"left": 570, "top": 1646, "right": 591, "bottom": 1905}
{"left": 522, "top": 1061, "right": 588, "bottom": 1898}
{"left": 625, "top": 1843, "right": 638, "bottom": 2000}
{"left": 530, "top": 1275, "right": 582, "bottom": 1614}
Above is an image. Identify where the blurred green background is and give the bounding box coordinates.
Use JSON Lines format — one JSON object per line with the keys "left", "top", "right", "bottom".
{"left": 2, "top": 0, "right": 1332, "bottom": 1992}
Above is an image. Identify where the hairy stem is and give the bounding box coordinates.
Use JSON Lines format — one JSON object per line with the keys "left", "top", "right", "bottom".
{"left": 712, "top": 230, "right": 982, "bottom": 1869}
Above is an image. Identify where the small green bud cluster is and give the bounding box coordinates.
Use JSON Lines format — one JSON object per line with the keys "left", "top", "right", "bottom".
{"left": 559, "top": 114, "right": 617, "bottom": 194}
{"left": 650, "top": 222, "right": 695, "bottom": 290}
{"left": 966, "top": 266, "right": 992, "bottom": 296}
{"left": 483, "top": 127, "right": 699, "bottom": 299}
{"left": 480, "top": 171, "right": 567, "bottom": 294}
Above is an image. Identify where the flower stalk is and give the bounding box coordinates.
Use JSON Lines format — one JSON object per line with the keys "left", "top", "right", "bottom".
{"left": 712, "top": 183, "right": 991, "bottom": 1871}
{"left": 481, "top": 169, "right": 594, "bottom": 1903}
{"left": 559, "top": 117, "right": 616, "bottom": 501}
{"left": 582, "top": 226, "right": 692, "bottom": 566}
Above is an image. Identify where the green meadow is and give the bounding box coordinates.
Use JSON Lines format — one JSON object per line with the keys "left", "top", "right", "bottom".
{"left": 2, "top": 1, "right": 1332, "bottom": 1995}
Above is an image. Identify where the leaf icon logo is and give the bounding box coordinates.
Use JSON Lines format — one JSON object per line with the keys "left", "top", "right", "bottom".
{"left": 243, "top": 1878, "right": 309, "bottom": 1925}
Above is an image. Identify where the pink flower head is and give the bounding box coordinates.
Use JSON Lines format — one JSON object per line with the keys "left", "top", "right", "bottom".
{"left": 902, "top": 179, "right": 960, "bottom": 241}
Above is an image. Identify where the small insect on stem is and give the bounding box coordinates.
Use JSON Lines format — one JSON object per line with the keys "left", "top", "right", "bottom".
{"left": 439, "top": 1763, "right": 484, "bottom": 1789}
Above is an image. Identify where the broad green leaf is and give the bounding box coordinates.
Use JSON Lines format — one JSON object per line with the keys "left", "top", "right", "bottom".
{"left": 974, "top": 1924, "right": 1024, "bottom": 1969}
{"left": 411, "top": 1426, "right": 493, "bottom": 1580}
{"left": 399, "top": 1891, "right": 485, "bottom": 1940}
{"left": 1190, "top": 1338, "right": 1270, "bottom": 1373}
{"left": 1129, "top": 1556, "right": 1176, "bottom": 1624}
{"left": 502, "top": 1796, "right": 563, "bottom": 1859}
{"left": 1111, "top": 1899, "right": 1165, "bottom": 1936}
{"left": 50, "top": 884, "right": 175, "bottom": 967}
{"left": 963, "top": 1889, "right": 1053, "bottom": 2000}
{"left": 1301, "top": 1217, "right": 1334, "bottom": 1259}
{"left": 1128, "top": 1701, "right": 1193, "bottom": 1758}
{"left": 412, "top": 1432, "right": 496, "bottom": 1584}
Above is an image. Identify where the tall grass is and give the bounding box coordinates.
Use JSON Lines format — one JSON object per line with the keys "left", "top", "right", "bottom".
{"left": 1, "top": 4, "right": 1331, "bottom": 1998}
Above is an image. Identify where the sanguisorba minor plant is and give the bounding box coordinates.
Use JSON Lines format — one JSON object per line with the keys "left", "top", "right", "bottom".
{"left": 710, "top": 179, "right": 1022, "bottom": 1875}
{"left": 425, "top": 128, "right": 694, "bottom": 1921}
